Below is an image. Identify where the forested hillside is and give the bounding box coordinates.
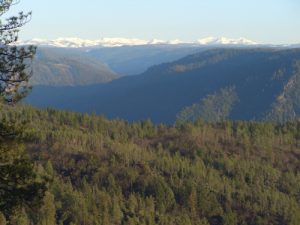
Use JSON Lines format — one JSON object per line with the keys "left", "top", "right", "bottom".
{"left": 1, "top": 105, "right": 299, "bottom": 224}
{"left": 30, "top": 48, "right": 118, "bottom": 86}
{"left": 27, "top": 48, "right": 300, "bottom": 123}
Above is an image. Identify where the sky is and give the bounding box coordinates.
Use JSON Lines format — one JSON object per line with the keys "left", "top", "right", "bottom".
{"left": 4, "top": 0, "right": 300, "bottom": 44}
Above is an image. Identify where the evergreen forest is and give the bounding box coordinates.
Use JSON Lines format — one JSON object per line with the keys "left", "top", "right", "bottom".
{"left": 0, "top": 105, "right": 299, "bottom": 225}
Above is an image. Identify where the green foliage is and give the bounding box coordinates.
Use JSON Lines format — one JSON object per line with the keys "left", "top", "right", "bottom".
{"left": 267, "top": 60, "right": 300, "bottom": 123}
{"left": 0, "top": 1, "right": 46, "bottom": 224}
{"left": 9, "top": 208, "right": 30, "bottom": 225}
{"left": 0, "top": 106, "right": 46, "bottom": 217}
{"left": 177, "top": 86, "right": 238, "bottom": 122}
{"left": 0, "top": 212, "right": 7, "bottom": 225}
{"left": 37, "top": 192, "right": 56, "bottom": 225}
{"left": 0, "top": 0, "right": 36, "bottom": 104}
{"left": 0, "top": 106, "right": 299, "bottom": 224}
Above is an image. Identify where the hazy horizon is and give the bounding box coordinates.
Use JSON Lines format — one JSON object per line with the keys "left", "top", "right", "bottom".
{"left": 5, "top": 0, "right": 300, "bottom": 45}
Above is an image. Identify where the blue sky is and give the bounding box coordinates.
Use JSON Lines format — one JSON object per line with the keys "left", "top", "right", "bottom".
{"left": 5, "top": 0, "right": 300, "bottom": 44}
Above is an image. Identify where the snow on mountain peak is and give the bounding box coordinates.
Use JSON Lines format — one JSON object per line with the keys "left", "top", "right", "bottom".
{"left": 17, "top": 37, "right": 259, "bottom": 48}
{"left": 196, "top": 37, "right": 258, "bottom": 45}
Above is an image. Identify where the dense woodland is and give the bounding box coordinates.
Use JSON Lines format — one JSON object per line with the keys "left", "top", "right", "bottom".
{"left": 0, "top": 105, "right": 299, "bottom": 225}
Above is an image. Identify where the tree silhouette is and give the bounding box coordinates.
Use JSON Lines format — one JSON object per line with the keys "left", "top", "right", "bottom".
{"left": 0, "top": 0, "right": 36, "bottom": 104}
{"left": 0, "top": 0, "right": 46, "bottom": 218}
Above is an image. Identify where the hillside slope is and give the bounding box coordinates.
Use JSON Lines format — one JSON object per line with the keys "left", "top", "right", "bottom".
{"left": 30, "top": 48, "right": 118, "bottom": 86}
{"left": 1, "top": 106, "right": 299, "bottom": 224}
{"left": 86, "top": 45, "right": 205, "bottom": 75}
{"left": 26, "top": 48, "right": 300, "bottom": 123}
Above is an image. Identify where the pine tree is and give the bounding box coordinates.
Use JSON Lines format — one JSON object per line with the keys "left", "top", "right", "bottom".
{"left": 0, "top": 0, "right": 36, "bottom": 104}
{"left": 0, "top": 212, "right": 6, "bottom": 225}
{"left": 37, "top": 192, "right": 56, "bottom": 225}
{"left": 111, "top": 196, "right": 123, "bottom": 225}
{"left": 188, "top": 187, "right": 198, "bottom": 220}
{"left": 0, "top": 116, "right": 46, "bottom": 215}
{"left": 9, "top": 208, "right": 30, "bottom": 225}
{"left": 0, "top": 0, "right": 46, "bottom": 218}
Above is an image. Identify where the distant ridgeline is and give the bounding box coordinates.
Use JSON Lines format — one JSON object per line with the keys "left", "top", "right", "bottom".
{"left": 26, "top": 48, "right": 300, "bottom": 124}
{"left": 30, "top": 48, "right": 118, "bottom": 86}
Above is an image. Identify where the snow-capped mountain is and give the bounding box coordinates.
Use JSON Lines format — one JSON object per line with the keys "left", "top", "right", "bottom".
{"left": 196, "top": 37, "right": 258, "bottom": 45}
{"left": 17, "top": 37, "right": 259, "bottom": 48}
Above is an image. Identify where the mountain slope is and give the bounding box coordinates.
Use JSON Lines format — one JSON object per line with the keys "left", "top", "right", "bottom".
{"left": 26, "top": 48, "right": 300, "bottom": 123}
{"left": 30, "top": 48, "right": 118, "bottom": 86}
{"left": 86, "top": 45, "right": 204, "bottom": 75}
{"left": 23, "top": 37, "right": 260, "bottom": 76}
{"left": 266, "top": 60, "right": 300, "bottom": 122}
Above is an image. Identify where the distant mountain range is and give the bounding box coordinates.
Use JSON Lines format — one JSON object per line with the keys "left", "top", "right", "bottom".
{"left": 18, "top": 37, "right": 259, "bottom": 48}
{"left": 26, "top": 48, "right": 300, "bottom": 124}
{"left": 25, "top": 37, "right": 300, "bottom": 80}
{"left": 30, "top": 45, "right": 204, "bottom": 84}
{"left": 85, "top": 45, "right": 205, "bottom": 75}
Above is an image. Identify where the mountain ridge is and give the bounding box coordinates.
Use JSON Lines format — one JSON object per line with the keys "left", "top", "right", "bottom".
{"left": 30, "top": 48, "right": 118, "bottom": 86}
{"left": 18, "top": 37, "right": 259, "bottom": 48}
{"left": 26, "top": 48, "right": 300, "bottom": 123}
